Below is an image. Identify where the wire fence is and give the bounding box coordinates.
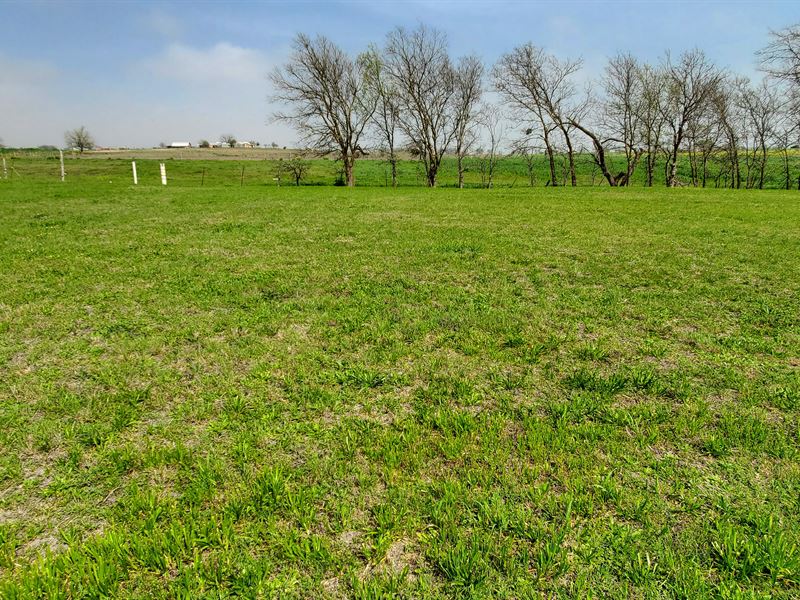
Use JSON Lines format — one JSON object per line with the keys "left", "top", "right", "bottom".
{"left": 1, "top": 150, "right": 799, "bottom": 190}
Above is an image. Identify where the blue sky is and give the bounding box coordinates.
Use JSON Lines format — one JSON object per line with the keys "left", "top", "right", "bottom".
{"left": 1, "top": 0, "right": 796, "bottom": 148}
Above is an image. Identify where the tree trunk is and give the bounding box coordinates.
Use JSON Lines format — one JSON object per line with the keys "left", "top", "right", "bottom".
{"left": 782, "top": 147, "right": 790, "bottom": 190}
{"left": 744, "top": 146, "right": 755, "bottom": 189}
{"left": 666, "top": 123, "right": 685, "bottom": 188}
{"left": 457, "top": 153, "right": 464, "bottom": 189}
{"left": 544, "top": 131, "right": 558, "bottom": 187}
{"left": 624, "top": 148, "right": 643, "bottom": 187}
{"left": 667, "top": 149, "right": 679, "bottom": 187}
{"left": 569, "top": 121, "right": 617, "bottom": 187}
{"left": 620, "top": 150, "right": 644, "bottom": 186}
{"left": 688, "top": 142, "right": 698, "bottom": 187}
{"left": 567, "top": 144, "right": 576, "bottom": 186}
{"left": 427, "top": 161, "right": 438, "bottom": 187}
{"left": 344, "top": 154, "right": 355, "bottom": 187}
{"left": 558, "top": 125, "right": 577, "bottom": 187}
{"left": 701, "top": 153, "right": 708, "bottom": 188}
{"left": 645, "top": 151, "right": 655, "bottom": 187}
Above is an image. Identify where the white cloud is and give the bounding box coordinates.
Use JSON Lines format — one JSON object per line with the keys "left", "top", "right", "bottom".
{"left": 145, "top": 42, "right": 271, "bottom": 85}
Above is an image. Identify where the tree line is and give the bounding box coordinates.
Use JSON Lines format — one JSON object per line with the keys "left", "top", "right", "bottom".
{"left": 270, "top": 23, "right": 800, "bottom": 189}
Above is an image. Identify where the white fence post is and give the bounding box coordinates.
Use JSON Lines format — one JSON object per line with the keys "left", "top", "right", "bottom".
{"left": 2, "top": 157, "right": 7, "bottom": 179}
{"left": 132, "top": 161, "right": 138, "bottom": 185}
{"left": 160, "top": 163, "right": 167, "bottom": 186}
{"left": 59, "top": 150, "right": 65, "bottom": 182}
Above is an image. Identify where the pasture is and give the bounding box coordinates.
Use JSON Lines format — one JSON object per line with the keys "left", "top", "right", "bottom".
{"left": 3, "top": 148, "right": 800, "bottom": 189}
{"left": 0, "top": 181, "right": 799, "bottom": 597}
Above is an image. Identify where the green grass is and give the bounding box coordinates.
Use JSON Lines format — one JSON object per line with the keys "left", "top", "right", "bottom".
{"left": 0, "top": 181, "right": 799, "bottom": 598}
{"left": 3, "top": 149, "right": 800, "bottom": 189}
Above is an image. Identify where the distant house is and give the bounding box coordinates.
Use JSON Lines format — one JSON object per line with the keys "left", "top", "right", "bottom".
{"left": 168, "top": 142, "right": 192, "bottom": 148}
{"left": 236, "top": 141, "right": 253, "bottom": 148}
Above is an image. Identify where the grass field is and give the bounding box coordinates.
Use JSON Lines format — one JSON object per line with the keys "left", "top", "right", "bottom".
{"left": 1, "top": 181, "right": 799, "bottom": 598}
{"left": 3, "top": 147, "right": 800, "bottom": 189}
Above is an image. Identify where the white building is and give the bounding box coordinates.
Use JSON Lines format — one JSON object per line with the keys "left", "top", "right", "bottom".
{"left": 168, "top": 142, "right": 192, "bottom": 148}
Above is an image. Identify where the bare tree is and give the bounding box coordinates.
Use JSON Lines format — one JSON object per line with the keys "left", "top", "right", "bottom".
{"left": 568, "top": 119, "right": 643, "bottom": 187}
{"left": 759, "top": 24, "right": 800, "bottom": 190}
{"left": 775, "top": 113, "right": 799, "bottom": 190}
{"left": 510, "top": 133, "right": 540, "bottom": 187}
{"left": 565, "top": 54, "right": 648, "bottom": 187}
{"left": 602, "top": 53, "right": 645, "bottom": 185}
{"left": 276, "top": 156, "right": 310, "bottom": 186}
{"left": 636, "top": 64, "right": 668, "bottom": 186}
{"left": 737, "top": 79, "right": 780, "bottom": 189}
{"left": 710, "top": 78, "right": 742, "bottom": 188}
{"left": 65, "top": 126, "right": 95, "bottom": 152}
{"left": 758, "top": 24, "right": 800, "bottom": 88}
{"left": 361, "top": 46, "right": 401, "bottom": 187}
{"left": 220, "top": 134, "right": 237, "bottom": 148}
{"left": 493, "top": 44, "right": 581, "bottom": 186}
{"left": 542, "top": 56, "right": 584, "bottom": 187}
{"left": 477, "top": 103, "right": 505, "bottom": 188}
{"left": 537, "top": 53, "right": 583, "bottom": 186}
{"left": 384, "top": 25, "right": 458, "bottom": 187}
{"left": 494, "top": 46, "right": 556, "bottom": 186}
{"left": 452, "top": 55, "right": 484, "bottom": 188}
{"left": 271, "top": 34, "right": 376, "bottom": 187}
{"left": 659, "top": 50, "right": 724, "bottom": 187}
{"left": 773, "top": 94, "right": 800, "bottom": 189}
{"left": 688, "top": 110, "right": 722, "bottom": 188}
